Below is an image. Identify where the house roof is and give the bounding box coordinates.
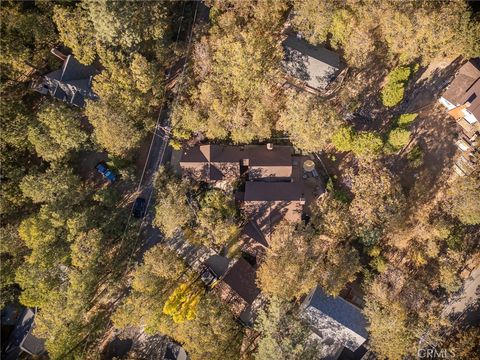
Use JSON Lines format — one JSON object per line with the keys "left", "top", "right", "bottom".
{"left": 36, "top": 54, "right": 97, "bottom": 107}
{"left": 443, "top": 59, "right": 480, "bottom": 120}
{"left": 222, "top": 258, "right": 260, "bottom": 305}
{"left": 282, "top": 33, "right": 344, "bottom": 90}
{"left": 244, "top": 182, "right": 302, "bottom": 202}
{"left": 18, "top": 309, "right": 45, "bottom": 356}
{"left": 461, "top": 80, "right": 480, "bottom": 121}
{"left": 242, "top": 220, "right": 268, "bottom": 247}
{"left": 302, "top": 286, "right": 368, "bottom": 352}
{"left": 243, "top": 182, "right": 304, "bottom": 246}
{"left": 164, "top": 342, "right": 188, "bottom": 360}
{"left": 180, "top": 145, "right": 293, "bottom": 181}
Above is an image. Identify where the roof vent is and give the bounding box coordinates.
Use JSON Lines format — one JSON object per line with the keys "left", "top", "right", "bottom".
{"left": 266, "top": 143, "right": 273, "bottom": 150}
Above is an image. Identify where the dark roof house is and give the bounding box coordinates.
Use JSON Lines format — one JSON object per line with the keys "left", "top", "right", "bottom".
{"left": 302, "top": 286, "right": 368, "bottom": 353}
{"left": 32, "top": 54, "right": 98, "bottom": 107}
{"left": 3, "top": 308, "right": 45, "bottom": 360}
{"left": 164, "top": 342, "right": 188, "bottom": 360}
{"left": 282, "top": 33, "right": 344, "bottom": 92}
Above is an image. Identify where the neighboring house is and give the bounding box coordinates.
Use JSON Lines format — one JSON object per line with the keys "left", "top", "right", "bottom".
{"left": 214, "top": 257, "right": 262, "bottom": 325}
{"left": 301, "top": 286, "right": 368, "bottom": 360}
{"left": 2, "top": 308, "right": 46, "bottom": 360}
{"left": 31, "top": 53, "right": 98, "bottom": 107}
{"left": 282, "top": 32, "right": 345, "bottom": 93}
{"left": 439, "top": 58, "right": 480, "bottom": 176}
{"left": 439, "top": 58, "right": 480, "bottom": 136}
{"left": 164, "top": 341, "right": 188, "bottom": 360}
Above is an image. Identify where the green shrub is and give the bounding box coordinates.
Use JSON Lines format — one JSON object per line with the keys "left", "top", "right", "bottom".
{"left": 358, "top": 228, "right": 382, "bottom": 247}
{"left": 368, "top": 246, "right": 381, "bottom": 257}
{"left": 387, "top": 128, "right": 411, "bottom": 151}
{"left": 381, "top": 66, "right": 412, "bottom": 107}
{"left": 352, "top": 131, "right": 384, "bottom": 157}
{"left": 397, "top": 113, "right": 418, "bottom": 128}
{"left": 332, "top": 126, "right": 355, "bottom": 152}
{"left": 370, "top": 256, "right": 388, "bottom": 273}
{"left": 446, "top": 232, "right": 464, "bottom": 252}
{"left": 407, "top": 144, "right": 423, "bottom": 167}
{"left": 326, "top": 177, "right": 350, "bottom": 204}
{"left": 332, "top": 126, "right": 383, "bottom": 158}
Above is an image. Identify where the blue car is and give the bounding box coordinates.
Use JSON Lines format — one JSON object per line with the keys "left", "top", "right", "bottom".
{"left": 95, "top": 163, "right": 117, "bottom": 182}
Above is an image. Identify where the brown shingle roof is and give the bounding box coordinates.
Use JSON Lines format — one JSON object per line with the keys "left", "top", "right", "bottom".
{"left": 180, "top": 145, "right": 293, "bottom": 181}
{"left": 460, "top": 79, "right": 480, "bottom": 121}
{"left": 443, "top": 59, "right": 480, "bottom": 106}
{"left": 244, "top": 182, "right": 302, "bottom": 201}
{"left": 222, "top": 258, "right": 260, "bottom": 305}
{"left": 243, "top": 182, "right": 304, "bottom": 246}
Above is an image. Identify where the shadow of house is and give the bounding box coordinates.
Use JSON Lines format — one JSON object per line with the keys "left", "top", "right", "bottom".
{"left": 301, "top": 286, "right": 369, "bottom": 358}
{"left": 31, "top": 53, "right": 98, "bottom": 107}
{"left": 282, "top": 33, "right": 345, "bottom": 93}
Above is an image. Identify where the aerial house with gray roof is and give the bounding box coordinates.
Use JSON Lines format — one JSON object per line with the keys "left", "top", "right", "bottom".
{"left": 32, "top": 53, "right": 98, "bottom": 107}
{"left": 301, "top": 286, "right": 369, "bottom": 359}
{"left": 282, "top": 33, "right": 345, "bottom": 93}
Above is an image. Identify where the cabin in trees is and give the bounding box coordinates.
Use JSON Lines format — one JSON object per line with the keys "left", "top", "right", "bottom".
{"left": 282, "top": 32, "right": 345, "bottom": 93}
{"left": 301, "top": 286, "right": 369, "bottom": 360}
{"left": 180, "top": 144, "right": 322, "bottom": 323}
{"left": 439, "top": 58, "right": 480, "bottom": 176}
{"left": 32, "top": 52, "right": 98, "bottom": 107}
{"left": 180, "top": 144, "right": 313, "bottom": 260}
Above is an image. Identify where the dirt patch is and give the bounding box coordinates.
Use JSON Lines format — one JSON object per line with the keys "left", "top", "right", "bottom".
{"left": 384, "top": 56, "right": 462, "bottom": 195}
{"left": 72, "top": 149, "right": 108, "bottom": 183}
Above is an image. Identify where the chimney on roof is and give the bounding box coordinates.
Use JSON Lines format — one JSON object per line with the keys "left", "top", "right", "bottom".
{"left": 267, "top": 143, "right": 273, "bottom": 150}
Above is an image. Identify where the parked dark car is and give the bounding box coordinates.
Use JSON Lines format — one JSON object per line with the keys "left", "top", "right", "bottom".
{"left": 132, "top": 197, "right": 147, "bottom": 219}
{"left": 95, "top": 163, "right": 117, "bottom": 182}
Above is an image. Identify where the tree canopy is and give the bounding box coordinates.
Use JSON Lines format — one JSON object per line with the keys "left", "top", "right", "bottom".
{"left": 28, "top": 102, "right": 88, "bottom": 162}
{"left": 277, "top": 91, "right": 343, "bottom": 153}
{"left": 291, "top": 0, "right": 480, "bottom": 67}
{"left": 444, "top": 171, "right": 480, "bottom": 225}
{"left": 171, "top": 0, "right": 288, "bottom": 144}
{"left": 257, "top": 223, "right": 360, "bottom": 299}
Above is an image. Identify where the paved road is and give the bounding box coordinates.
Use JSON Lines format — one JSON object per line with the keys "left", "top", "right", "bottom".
{"left": 132, "top": 0, "right": 211, "bottom": 260}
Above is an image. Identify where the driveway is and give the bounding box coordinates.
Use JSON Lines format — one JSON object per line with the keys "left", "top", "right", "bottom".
{"left": 442, "top": 265, "right": 480, "bottom": 319}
